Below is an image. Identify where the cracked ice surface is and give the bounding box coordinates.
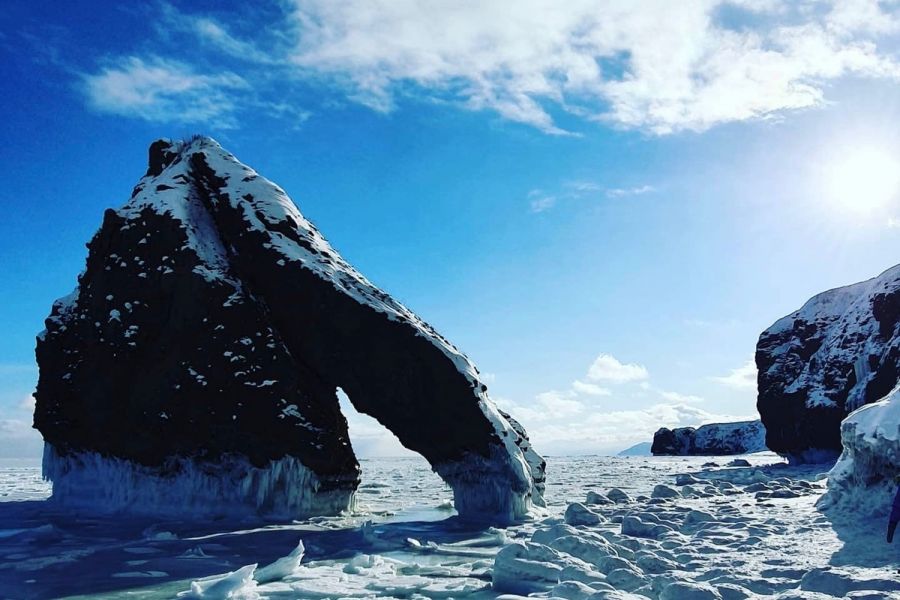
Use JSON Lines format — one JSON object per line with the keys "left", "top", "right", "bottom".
{"left": 1, "top": 454, "right": 897, "bottom": 599}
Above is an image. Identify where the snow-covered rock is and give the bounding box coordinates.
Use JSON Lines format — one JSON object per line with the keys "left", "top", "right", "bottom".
{"left": 756, "top": 264, "right": 900, "bottom": 463}
{"left": 821, "top": 386, "right": 900, "bottom": 516}
{"left": 651, "top": 420, "right": 766, "bottom": 455}
{"left": 34, "top": 137, "right": 544, "bottom": 521}
{"left": 606, "top": 488, "right": 632, "bottom": 504}
{"left": 651, "top": 484, "right": 681, "bottom": 499}
{"left": 564, "top": 502, "right": 604, "bottom": 526}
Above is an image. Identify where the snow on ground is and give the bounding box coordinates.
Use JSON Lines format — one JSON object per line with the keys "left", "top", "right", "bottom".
{"left": 1, "top": 455, "right": 898, "bottom": 599}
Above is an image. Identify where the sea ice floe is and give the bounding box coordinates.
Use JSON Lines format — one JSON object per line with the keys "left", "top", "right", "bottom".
{"left": 2, "top": 454, "right": 893, "bottom": 599}
{"left": 178, "top": 564, "right": 260, "bottom": 599}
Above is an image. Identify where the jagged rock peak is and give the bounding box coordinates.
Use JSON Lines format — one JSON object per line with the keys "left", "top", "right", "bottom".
{"left": 756, "top": 263, "right": 900, "bottom": 463}
{"left": 35, "top": 136, "right": 545, "bottom": 522}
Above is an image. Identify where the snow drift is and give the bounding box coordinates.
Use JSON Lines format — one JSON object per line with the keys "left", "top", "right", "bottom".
{"left": 757, "top": 264, "right": 900, "bottom": 463}
{"left": 34, "top": 136, "right": 544, "bottom": 521}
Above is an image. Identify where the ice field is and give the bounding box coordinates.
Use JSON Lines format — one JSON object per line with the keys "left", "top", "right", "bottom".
{"left": 0, "top": 453, "right": 897, "bottom": 599}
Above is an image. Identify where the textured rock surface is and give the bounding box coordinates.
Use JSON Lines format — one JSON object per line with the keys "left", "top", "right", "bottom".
{"left": 756, "top": 264, "right": 900, "bottom": 463}
{"left": 34, "top": 136, "right": 544, "bottom": 520}
{"left": 651, "top": 420, "right": 766, "bottom": 456}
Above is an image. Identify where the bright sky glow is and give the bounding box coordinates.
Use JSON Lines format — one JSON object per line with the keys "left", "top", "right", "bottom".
{"left": 825, "top": 148, "right": 900, "bottom": 217}
{"left": 3, "top": 1, "right": 900, "bottom": 459}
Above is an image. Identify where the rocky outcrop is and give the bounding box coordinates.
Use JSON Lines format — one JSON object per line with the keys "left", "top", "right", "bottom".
{"left": 756, "top": 265, "right": 900, "bottom": 463}
{"left": 651, "top": 420, "right": 766, "bottom": 456}
{"left": 34, "top": 136, "right": 544, "bottom": 521}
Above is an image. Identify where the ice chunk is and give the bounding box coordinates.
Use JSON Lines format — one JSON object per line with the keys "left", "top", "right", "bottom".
{"left": 254, "top": 540, "right": 304, "bottom": 584}
{"left": 606, "top": 488, "right": 632, "bottom": 503}
{"left": 178, "top": 564, "right": 260, "bottom": 599}
{"left": 652, "top": 484, "right": 681, "bottom": 499}
{"left": 492, "top": 541, "right": 596, "bottom": 595}
{"left": 564, "top": 502, "right": 604, "bottom": 526}
{"left": 659, "top": 581, "right": 723, "bottom": 600}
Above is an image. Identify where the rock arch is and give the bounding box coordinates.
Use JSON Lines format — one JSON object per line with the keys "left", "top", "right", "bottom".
{"left": 35, "top": 137, "right": 544, "bottom": 523}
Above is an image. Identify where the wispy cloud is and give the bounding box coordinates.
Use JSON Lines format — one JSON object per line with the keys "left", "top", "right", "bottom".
{"left": 281, "top": 0, "right": 900, "bottom": 134}
{"left": 75, "top": 1, "right": 900, "bottom": 134}
{"left": 18, "top": 395, "right": 35, "bottom": 412}
{"left": 528, "top": 180, "right": 654, "bottom": 212}
{"left": 497, "top": 350, "right": 731, "bottom": 453}
{"left": 496, "top": 395, "right": 754, "bottom": 455}
{"left": 82, "top": 56, "right": 248, "bottom": 127}
{"left": 658, "top": 389, "right": 705, "bottom": 404}
{"left": 712, "top": 358, "right": 758, "bottom": 390}
{"left": 606, "top": 185, "right": 655, "bottom": 198}
{"left": 572, "top": 380, "right": 611, "bottom": 396}
{"left": 0, "top": 419, "right": 42, "bottom": 458}
{"left": 528, "top": 190, "right": 557, "bottom": 213}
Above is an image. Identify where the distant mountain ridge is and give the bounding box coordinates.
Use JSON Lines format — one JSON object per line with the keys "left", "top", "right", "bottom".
{"left": 617, "top": 441, "right": 652, "bottom": 456}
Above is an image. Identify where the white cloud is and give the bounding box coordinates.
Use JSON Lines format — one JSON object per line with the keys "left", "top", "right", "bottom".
{"left": 528, "top": 191, "right": 557, "bottom": 213}
{"left": 18, "top": 395, "right": 35, "bottom": 412}
{"left": 0, "top": 419, "right": 42, "bottom": 459}
{"left": 572, "top": 380, "right": 611, "bottom": 396}
{"left": 606, "top": 185, "right": 655, "bottom": 198}
{"left": 587, "top": 353, "right": 649, "bottom": 383}
{"left": 565, "top": 181, "right": 604, "bottom": 194}
{"left": 534, "top": 390, "right": 586, "bottom": 417}
{"left": 82, "top": 56, "right": 248, "bottom": 126}
{"left": 280, "top": 0, "right": 900, "bottom": 134}
{"left": 496, "top": 395, "right": 755, "bottom": 455}
{"left": 98, "top": 1, "right": 900, "bottom": 134}
{"left": 658, "top": 389, "right": 705, "bottom": 404}
{"left": 712, "top": 358, "right": 758, "bottom": 390}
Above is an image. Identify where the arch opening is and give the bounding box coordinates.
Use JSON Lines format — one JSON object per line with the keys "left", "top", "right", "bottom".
{"left": 336, "top": 388, "right": 454, "bottom": 517}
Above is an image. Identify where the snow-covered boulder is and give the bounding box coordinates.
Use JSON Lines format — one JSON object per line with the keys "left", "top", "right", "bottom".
{"left": 821, "top": 386, "right": 900, "bottom": 516}
{"left": 34, "top": 137, "right": 544, "bottom": 522}
{"left": 564, "top": 502, "right": 604, "bottom": 526}
{"left": 651, "top": 420, "right": 766, "bottom": 455}
{"left": 756, "top": 264, "right": 900, "bottom": 463}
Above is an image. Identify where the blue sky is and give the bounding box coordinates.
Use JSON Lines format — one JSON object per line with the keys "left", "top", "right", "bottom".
{"left": 3, "top": 1, "right": 900, "bottom": 458}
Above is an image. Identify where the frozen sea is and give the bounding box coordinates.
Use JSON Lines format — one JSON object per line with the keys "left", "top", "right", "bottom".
{"left": 0, "top": 454, "right": 898, "bottom": 599}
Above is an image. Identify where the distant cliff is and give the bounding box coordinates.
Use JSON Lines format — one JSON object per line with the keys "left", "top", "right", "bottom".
{"left": 756, "top": 264, "right": 900, "bottom": 463}
{"left": 651, "top": 420, "right": 766, "bottom": 456}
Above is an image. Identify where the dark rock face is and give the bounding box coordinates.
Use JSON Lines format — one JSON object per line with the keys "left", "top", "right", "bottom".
{"left": 756, "top": 265, "right": 900, "bottom": 463}
{"left": 35, "top": 137, "right": 544, "bottom": 520}
{"left": 651, "top": 420, "right": 766, "bottom": 456}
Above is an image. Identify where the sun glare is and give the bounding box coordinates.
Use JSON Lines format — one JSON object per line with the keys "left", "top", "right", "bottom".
{"left": 826, "top": 148, "right": 900, "bottom": 217}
